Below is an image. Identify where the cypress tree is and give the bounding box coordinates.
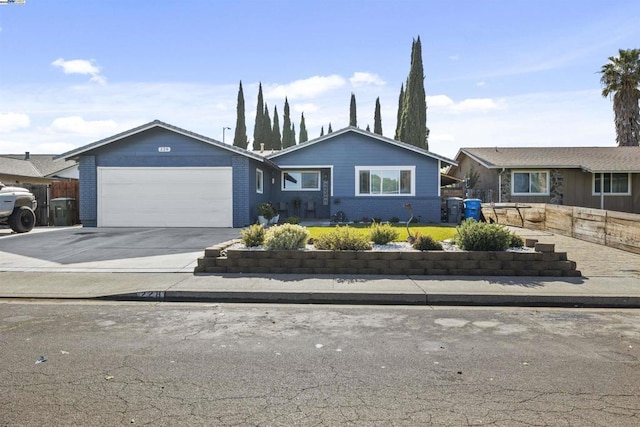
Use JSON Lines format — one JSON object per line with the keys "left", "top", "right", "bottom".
{"left": 299, "top": 113, "right": 308, "bottom": 143}
{"left": 366, "top": 124, "right": 371, "bottom": 132}
{"left": 262, "top": 103, "right": 272, "bottom": 150}
{"left": 233, "top": 81, "right": 248, "bottom": 149}
{"left": 282, "top": 97, "right": 294, "bottom": 148}
{"left": 320, "top": 126, "right": 325, "bottom": 137}
{"left": 253, "top": 82, "right": 264, "bottom": 150}
{"left": 349, "top": 92, "right": 357, "bottom": 127}
{"left": 398, "top": 37, "right": 428, "bottom": 149}
{"left": 328, "top": 122, "right": 333, "bottom": 133}
{"left": 291, "top": 123, "right": 297, "bottom": 145}
{"left": 394, "top": 83, "right": 404, "bottom": 140}
{"left": 272, "top": 105, "right": 282, "bottom": 150}
{"left": 373, "top": 96, "right": 383, "bottom": 135}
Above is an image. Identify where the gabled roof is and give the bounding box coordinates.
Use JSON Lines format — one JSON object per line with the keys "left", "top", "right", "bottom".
{"left": 266, "top": 126, "right": 457, "bottom": 166}
{"left": 58, "top": 119, "right": 277, "bottom": 167}
{"left": 458, "top": 147, "right": 640, "bottom": 173}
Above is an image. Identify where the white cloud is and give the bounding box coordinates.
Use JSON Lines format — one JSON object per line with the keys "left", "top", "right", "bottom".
{"left": 449, "top": 54, "right": 460, "bottom": 61}
{"left": 52, "top": 58, "right": 107, "bottom": 85}
{"left": 349, "top": 72, "right": 385, "bottom": 87}
{"left": 427, "top": 95, "right": 502, "bottom": 114}
{"left": 265, "top": 75, "right": 346, "bottom": 100}
{"left": 476, "top": 81, "right": 486, "bottom": 87}
{"left": 0, "top": 112, "right": 30, "bottom": 133}
{"left": 50, "top": 116, "right": 118, "bottom": 137}
{"left": 292, "top": 103, "right": 319, "bottom": 114}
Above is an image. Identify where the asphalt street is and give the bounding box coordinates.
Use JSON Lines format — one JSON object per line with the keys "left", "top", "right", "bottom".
{"left": 1, "top": 301, "right": 639, "bottom": 425}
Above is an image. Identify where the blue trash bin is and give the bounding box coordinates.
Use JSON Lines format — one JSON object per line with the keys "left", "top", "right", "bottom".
{"left": 463, "top": 199, "right": 482, "bottom": 221}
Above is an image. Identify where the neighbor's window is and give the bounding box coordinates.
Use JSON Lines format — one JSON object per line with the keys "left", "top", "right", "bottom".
{"left": 356, "top": 166, "right": 415, "bottom": 196}
{"left": 282, "top": 171, "right": 321, "bottom": 191}
{"left": 512, "top": 171, "right": 549, "bottom": 195}
{"left": 593, "top": 173, "right": 630, "bottom": 195}
{"left": 256, "top": 169, "right": 263, "bottom": 194}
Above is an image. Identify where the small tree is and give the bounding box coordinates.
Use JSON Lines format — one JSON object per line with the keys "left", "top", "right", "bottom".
{"left": 373, "top": 96, "right": 383, "bottom": 135}
{"left": 349, "top": 92, "right": 357, "bottom": 127}
{"left": 299, "top": 113, "right": 308, "bottom": 143}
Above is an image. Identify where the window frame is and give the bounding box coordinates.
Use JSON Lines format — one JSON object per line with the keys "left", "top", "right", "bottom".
{"left": 280, "top": 170, "right": 321, "bottom": 191}
{"left": 255, "top": 168, "right": 263, "bottom": 194}
{"left": 355, "top": 166, "right": 416, "bottom": 197}
{"left": 592, "top": 172, "right": 631, "bottom": 196}
{"left": 511, "top": 170, "right": 550, "bottom": 196}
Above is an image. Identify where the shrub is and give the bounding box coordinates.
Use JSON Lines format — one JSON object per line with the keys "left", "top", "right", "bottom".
{"left": 257, "top": 202, "right": 277, "bottom": 219}
{"left": 389, "top": 216, "right": 400, "bottom": 224}
{"left": 241, "top": 224, "right": 265, "bottom": 247}
{"left": 314, "top": 226, "right": 372, "bottom": 251}
{"left": 454, "top": 219, "right": 512, "bottom": 251}
{"left": 284, "top": 216, "right": 301, "bottom": 224}
{"left": 264, "top": 224, "right": 310, "bottom": 250}
{"left": 369, "top": 223, "right": 400, "bottom": 245}
{"left": 412, "top": 233, "right": 443, "bottom": 251}
{"left": 509, "top": 233, "right": 524, "bottom": 248}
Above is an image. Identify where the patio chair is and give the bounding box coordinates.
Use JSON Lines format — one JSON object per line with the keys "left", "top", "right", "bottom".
{"left": 278, "top": 201, "right": 289, "bottom": 218}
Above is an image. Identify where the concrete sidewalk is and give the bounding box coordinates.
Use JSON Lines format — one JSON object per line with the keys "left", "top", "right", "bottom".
{"left": 0, "top": 227, "right": 638, "bottom": 307}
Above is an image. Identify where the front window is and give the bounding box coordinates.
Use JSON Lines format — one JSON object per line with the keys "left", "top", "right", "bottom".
{"left": 256, "top": 169, "right": 263, "bottom": 194}
{"left": 512, "top": 171, "right": 549, "bottom": 195}
{"left": 593, "top": 173, "right": 630, "bottom": 195}
{"left": 281, "top": 170, "right": 321, "bottom": 191}
{"left": 356, "top": 166, "right": 415, "bottom": 196}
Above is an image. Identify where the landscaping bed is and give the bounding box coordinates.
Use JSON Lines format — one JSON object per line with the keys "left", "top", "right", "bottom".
{"left": 195, "top": 240, "right": 581, "bottom": 277}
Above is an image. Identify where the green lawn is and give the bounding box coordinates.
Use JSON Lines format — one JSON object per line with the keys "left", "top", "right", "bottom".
{"left": 305, "top": 223, "right": 458, "bottom": 242}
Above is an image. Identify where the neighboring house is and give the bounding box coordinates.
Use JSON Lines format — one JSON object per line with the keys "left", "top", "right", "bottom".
{"left": 449, "top": 147, "right": 640, "bottom": 214}
{"left": 60, "top": 120, "right": 456, "bottom": 228}
{"left": 0, "top": 153, "right": 79, "bottom": 225}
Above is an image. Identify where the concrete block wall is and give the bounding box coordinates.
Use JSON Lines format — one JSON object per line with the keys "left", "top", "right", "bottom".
{"left": 195, "top": 240, "right": 581, "bottom": 277}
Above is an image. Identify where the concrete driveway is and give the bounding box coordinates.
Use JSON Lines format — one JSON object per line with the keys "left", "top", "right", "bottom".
{"left": 0, "top": 226, "right": 240, "bottom": 272}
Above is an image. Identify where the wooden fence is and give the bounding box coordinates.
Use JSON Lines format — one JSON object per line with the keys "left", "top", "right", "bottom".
{"left": 482, "top": 203, "right": 640, "bottom": 255}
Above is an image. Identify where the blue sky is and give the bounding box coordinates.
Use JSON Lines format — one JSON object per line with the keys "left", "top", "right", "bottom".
{"left": 1, "top": 0, "right": 639, "bottom": 159}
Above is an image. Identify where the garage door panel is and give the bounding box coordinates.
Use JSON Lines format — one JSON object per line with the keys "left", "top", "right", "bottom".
{"left": 98, "top": 167, "right": 233, "bottom": 227}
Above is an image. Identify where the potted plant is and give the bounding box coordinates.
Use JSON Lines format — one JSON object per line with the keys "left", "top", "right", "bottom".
{"left": 257, "top": 202, "right": 278, "bottom": 225}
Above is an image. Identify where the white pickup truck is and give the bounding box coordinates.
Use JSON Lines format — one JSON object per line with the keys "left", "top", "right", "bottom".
{"left": 0, "top": 182, "right": 37, "bottom": 233}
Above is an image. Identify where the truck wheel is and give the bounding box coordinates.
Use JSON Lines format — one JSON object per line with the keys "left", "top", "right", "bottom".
{"left": 9, "top": 206, "right": 36, "bottom": 233}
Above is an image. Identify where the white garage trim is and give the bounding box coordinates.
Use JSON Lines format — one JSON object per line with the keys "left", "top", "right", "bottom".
{"left": 97, "top": 167, "right": 233, "bottom": 227}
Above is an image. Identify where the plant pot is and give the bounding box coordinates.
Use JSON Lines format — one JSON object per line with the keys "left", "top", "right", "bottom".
{"left": 258, "top": 216, "right": 269, "bottom": 225}
{"left": 269, "top": 215, "right": 279, "bottom": 225}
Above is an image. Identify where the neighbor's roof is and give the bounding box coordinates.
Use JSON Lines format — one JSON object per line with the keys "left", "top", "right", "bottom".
{"left": 3, "top": 154, "right": 77, "bottom": 177}
{"left": 266, "top": 126, "right": 457, "bottom": 166}
{"left": 458, "top": 147, "right": 640, "bottom": 173}
{"left": 0, "top": 156, "right": 42, "bottom": 178}
{"left": 58, "top": 119, "right": 278, "bottom": 168}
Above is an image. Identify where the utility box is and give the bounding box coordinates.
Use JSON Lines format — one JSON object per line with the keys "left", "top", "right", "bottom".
{"left": 447, "top": 197, "right": 464, "bottom": 224}
{"left": 463, "top": 198, "right": 482, "bottom": 221}
{"left": 50, "top": 198, "right": 76, "bottom": 226}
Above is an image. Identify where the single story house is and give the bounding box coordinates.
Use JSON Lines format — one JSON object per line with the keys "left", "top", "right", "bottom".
{"left": 60, "top": 120, "right": 456, "bottom": 227}
{"left": 449, "top": 147, "right": 640, "bottom": 214}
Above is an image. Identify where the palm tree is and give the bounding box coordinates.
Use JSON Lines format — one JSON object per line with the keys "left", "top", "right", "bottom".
{"left": 599, "top": 48, "right": 640, "bottom": 147}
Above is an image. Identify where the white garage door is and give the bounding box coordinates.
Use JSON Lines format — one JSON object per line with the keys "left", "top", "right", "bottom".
{"left": 97, "top": 167, "right": 233, "bottom": 227}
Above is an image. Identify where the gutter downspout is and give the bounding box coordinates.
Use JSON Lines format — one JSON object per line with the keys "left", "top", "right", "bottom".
{"left": 600, "top": 172, "right": 604, "bottom": 210}
{"left": 498, "top": 168, "right": 505, "bottom": 203}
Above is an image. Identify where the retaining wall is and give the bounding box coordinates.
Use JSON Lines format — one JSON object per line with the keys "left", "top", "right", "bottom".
{"left": 195, "top": 240, "right": 580, "bottom": 276}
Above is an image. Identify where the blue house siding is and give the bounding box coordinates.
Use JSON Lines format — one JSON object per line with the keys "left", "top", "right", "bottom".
{"left": 232, "top": 156, "right": 249, "bottom": 227}
{"left": 78, "top": 155, "right": 97, "bottom": 227}
{"left": 270, "top": 132, "right": 443, "bottom": 223}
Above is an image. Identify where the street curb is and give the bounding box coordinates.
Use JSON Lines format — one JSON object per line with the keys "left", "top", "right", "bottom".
{"left": 93, "top": 290, "right": 640, "bottom": 308}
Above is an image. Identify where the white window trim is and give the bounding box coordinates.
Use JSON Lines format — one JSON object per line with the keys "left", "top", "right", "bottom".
{"left": 256, "top": 168, "right": 263, "bottom": 194}
{"left": 355, "top": 166, "right": 416, "bottom": 197}
{"left": 511, "top": 170, "right": 550, "bottom": 196}
{"left": 592, "top": 172, "right": 631, "bottom": 196}
{"left": 281, "top": 170, "right": 321, "bottom": 191}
